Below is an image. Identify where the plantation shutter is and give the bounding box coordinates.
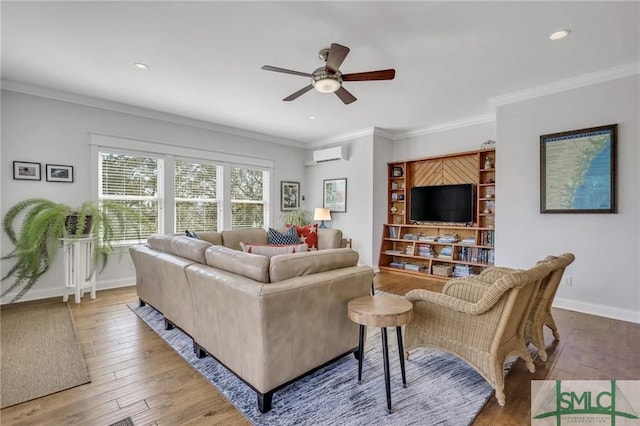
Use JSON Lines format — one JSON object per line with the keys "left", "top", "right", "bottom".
{"left": 99, "top": 151, "right": 163, "bottom": 242}
{"left": 230, "top": 167, "right": 266, "bottom": 229}
{"left": 174, "top": 160, "right": 219, "bottom": 233}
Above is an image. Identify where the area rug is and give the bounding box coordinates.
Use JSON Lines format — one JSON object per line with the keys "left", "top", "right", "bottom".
{"left": 1, "top": 302, "right": 91, "bottom": 408}
{"left": 129, "top": 299, "right": 515, "bottom": 425}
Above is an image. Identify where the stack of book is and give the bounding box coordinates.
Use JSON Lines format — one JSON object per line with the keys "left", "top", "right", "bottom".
{"left": 437, "top": 234, "right": 459, "bottom": 243}
{"left": 461, "top": 237, "right": 476, "bottom": 245}
{"left": 439, "top": 246, "right": 453, "bottom": 258}
{"left": 405, "top": 245, "right": 415, "bottom": 255}
{"left": 419, "top": 235, "right": 438, "bottom": 242}
{"left": 404, "top": 263, "right": 422, "bottom": 272}
{"left": 417, "top": 244, "right": 435, "bottom": 257}
{"left": 389, "top": 261, "right": 407, "bottom": 269}
{"left": 453, "top": 264, "right": 480, "bottom": 277}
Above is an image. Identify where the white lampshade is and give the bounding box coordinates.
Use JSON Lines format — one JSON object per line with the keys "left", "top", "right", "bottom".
{"left": 314, "top": 208, "right": 332, "bottom": 221}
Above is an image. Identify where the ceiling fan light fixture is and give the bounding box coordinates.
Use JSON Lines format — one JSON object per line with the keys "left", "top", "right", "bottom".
{"left": 549, "top": 29, "right": 571, "bottom": 40}
{"left": 312, "top": 72, "right": 341, "bottom": 93}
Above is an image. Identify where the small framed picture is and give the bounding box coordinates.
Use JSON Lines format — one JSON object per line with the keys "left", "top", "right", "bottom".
{"left": 280, "top": 181, "right": 300, "bottom": 211}
{"left": 392, "top": 167, "right": 403, "bottom": 177}
{"left": 46, "top": 164, "right": 74, "bottom": 183}
{"left": 323, "top": 178, "right": 347, "bottom": 213}
{"left": 13, "top": 161, "right": 41, "bottom": 181}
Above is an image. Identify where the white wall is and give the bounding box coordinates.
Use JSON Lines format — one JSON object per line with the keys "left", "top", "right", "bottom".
{"left": 372, "top": 131, "right": 394, "bottom": 268}
{"left": 304, "top": 135, "right": 376, "bottom": 266}
{"left": 1, "top": 89, "right": 306, "bottom": 302}
{"left": 497, "top": 75, "right": 639, "bottom": 323}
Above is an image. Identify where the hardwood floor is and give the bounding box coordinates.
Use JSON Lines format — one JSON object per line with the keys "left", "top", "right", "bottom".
{"left": 1, "top": 272, "right": 638, "bottom": 425}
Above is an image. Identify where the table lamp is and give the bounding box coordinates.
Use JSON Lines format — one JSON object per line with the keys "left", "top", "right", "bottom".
{"left": 314, "top": 208, "right": 331, "bottom": 229}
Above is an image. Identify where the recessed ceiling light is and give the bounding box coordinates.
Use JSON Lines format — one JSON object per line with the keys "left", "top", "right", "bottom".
{"left": 133, "top": 63, "right": 149, "bottom": 70}
{"left": 309, "top": 116, "right": 317, "bottom": 120}
{"left": 549, "top": 30, "right": 571, "bottom": 41}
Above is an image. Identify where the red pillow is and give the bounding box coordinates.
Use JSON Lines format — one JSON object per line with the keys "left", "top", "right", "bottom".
{"left": 287, "top": 224, "right": 319, "bottom": 250}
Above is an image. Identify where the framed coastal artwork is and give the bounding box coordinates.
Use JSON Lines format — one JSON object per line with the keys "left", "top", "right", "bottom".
{"left": 540, "top": 124, "right": 617, "bottom": 214}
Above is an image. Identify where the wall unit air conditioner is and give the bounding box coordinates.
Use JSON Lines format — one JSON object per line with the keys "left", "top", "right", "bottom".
{"left": 312, "top": 146, "right": 347, "bottom": 163}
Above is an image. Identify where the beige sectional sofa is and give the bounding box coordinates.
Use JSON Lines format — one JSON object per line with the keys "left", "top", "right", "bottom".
{"left": 129, "top": 228, "right": 373, "bottom": 413}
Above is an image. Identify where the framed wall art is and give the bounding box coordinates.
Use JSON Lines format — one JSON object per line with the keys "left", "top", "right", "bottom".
{"left": 280, "top": 181, "right": 300, "bottom": 211}
{"left": 46, "top": 164, "right": 74, "bottom": 183}
{"left": 13, "top": 161, "right": 41, "bottom": 181}
{"left": 323, "top": 178, "right": 347, "bottom": 213}
{"left": 540, "top": 124, "right": 617, "bottom": 214}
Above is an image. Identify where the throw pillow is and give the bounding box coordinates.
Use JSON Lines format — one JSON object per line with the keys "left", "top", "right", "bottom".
{"left": 287, "top": 224, "right": 319, "bottom": 250}
{"left": 267, "top": 227, "right": 298, "bottom": 245}
{"left": 239, "top": 242, "right": 308, "bottom": 258}
{"left": 185, "top": 230, "right": 200, "bottom": 239}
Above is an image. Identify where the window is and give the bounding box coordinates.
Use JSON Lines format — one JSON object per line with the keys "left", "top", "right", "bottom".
{"left": 99, "top": 151, "right": 163, "bottom": 242}
{"left": 174, "top": 160, "right": 219, "bottom": 233}
{"left": 93, "top": 134, "right": 273, "bottom": 238}
{"left": 230, "top": 166, "right": 267, "bottom": 229}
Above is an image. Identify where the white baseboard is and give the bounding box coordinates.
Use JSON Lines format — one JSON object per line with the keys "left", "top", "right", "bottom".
{"left": 553, "top": 297, "right": 640, "bottom": 324}
{"left": 1, "top": 277, "right": 135, "bottom": 304}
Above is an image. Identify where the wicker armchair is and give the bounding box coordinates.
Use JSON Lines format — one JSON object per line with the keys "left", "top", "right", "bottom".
{"left": 478, "top": 253, "right": 575, "bottom": 361}
{"left": 404, "top": 261, "right": 552, "bottom": 406}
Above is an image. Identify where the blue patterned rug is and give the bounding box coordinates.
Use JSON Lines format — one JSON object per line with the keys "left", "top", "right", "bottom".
{"left": 129, "top": 301, "right": 514, "bottom": 425}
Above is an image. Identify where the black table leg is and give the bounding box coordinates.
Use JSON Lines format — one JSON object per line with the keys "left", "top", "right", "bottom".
{"left": 381, "top": 327, "right": 392, "bottom": 413}
{"left": 358, "top": 324, "right": 365, "bottom": 384}
{"left": 396, "top": 326, "right": 407, "bottom": 387}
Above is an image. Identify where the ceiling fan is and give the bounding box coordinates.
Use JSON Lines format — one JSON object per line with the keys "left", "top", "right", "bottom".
{"left": 261, "top": 43, "right": 395, "bottom": 105}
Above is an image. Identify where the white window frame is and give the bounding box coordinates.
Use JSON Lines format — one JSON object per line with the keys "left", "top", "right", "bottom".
{"left": 90, "top": 134, "right": 273, "bottom": 237}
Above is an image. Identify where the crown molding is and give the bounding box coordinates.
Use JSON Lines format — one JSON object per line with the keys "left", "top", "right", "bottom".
{"left": 306, "top": 127, "right": 376, "bottom": 148}
{"left": 1, "top": 79, "right": 304, "bottom": 148}
{"left": 394, "top": 113, "right": 496, "bottom": 141}
{"left": 489, "top": 62, "right": 640, "bottom": 107}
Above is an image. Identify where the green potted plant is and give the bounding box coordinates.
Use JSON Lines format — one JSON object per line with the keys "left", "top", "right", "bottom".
{"left": 280, "top": 209, "right": 311, "bottom": 227}
{"left": 1, "top": 198, "right": 141, "bottom": 302}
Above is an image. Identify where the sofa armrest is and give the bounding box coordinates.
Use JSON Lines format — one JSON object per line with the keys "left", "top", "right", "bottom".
{"left": 442, "top": 277, "right": 493, "bottom": 303}
{"left": 478, "top": 266, "right": 516, "bottom": 282}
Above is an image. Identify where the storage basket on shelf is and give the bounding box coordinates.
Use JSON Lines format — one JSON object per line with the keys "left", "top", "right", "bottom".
{"left": 432, "top": 264, "right": 454, "bottom": 277}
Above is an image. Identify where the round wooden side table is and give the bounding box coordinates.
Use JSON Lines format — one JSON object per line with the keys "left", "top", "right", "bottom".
{"left": 347, "top": 295, "right": 413, "bottom": 413}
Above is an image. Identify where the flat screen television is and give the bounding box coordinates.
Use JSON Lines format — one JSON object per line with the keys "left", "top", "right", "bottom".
{"left": 410, "top": 183, "right": 474, "bottom": 223}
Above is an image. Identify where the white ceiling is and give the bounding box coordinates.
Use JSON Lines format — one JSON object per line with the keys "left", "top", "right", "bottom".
{"left": 2, "top": 1, "right": 639, "bottom": 146}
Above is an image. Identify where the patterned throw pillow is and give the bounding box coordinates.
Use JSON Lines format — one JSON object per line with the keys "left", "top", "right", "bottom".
{"left": 185, "top": 230, "right": 200, "bottom": 239}
{"left": 287, "top": 224, "right": 319, "bottom": 250}
{"left": 267, "top": 227, "right": 298, "bottom": 245}
{"left": 239, "top": 242, "right": 308, "bottom": 258}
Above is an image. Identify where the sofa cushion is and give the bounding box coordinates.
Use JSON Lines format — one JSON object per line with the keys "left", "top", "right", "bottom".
{"left": 197, "top": 231, "right": 223, "bottom": 246}
{"left": 267, "top": 227, "right": 298, "bottom": 245}
{"left": 147, "top": 234, "right": 212, "bottom": 264}
{"left": 269, "top": 248, "right": 359, "bottom": 283}
{"left": 221, "top": 228, "right": 268, "bottom": 251}
{"left": 205, "top": 245, "right": 270, "bottom": 283}
{"left": 317, "top": 228, "right": 343, "bottom": 250}
{"left": 287, "top": 224, "right": 319, "bottom": 250}
{"left": 240, "top": 242, "right": 308, "bottom": 258}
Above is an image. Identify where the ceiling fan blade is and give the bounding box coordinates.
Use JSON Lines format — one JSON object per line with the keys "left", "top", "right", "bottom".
{"left": 335, "top": 86, "right": 357, "bottom": 104}
{"left": 342, "top": 69, "right": 396, "bottom": 81}
{"left": 283, "top": 85, "right": 314, "bottom": 102}
{"left": 326, "top": 43, "right": 350, "bottom": 73}
{"left": 261, "top": 65, "right": 312, "bottom": 78}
